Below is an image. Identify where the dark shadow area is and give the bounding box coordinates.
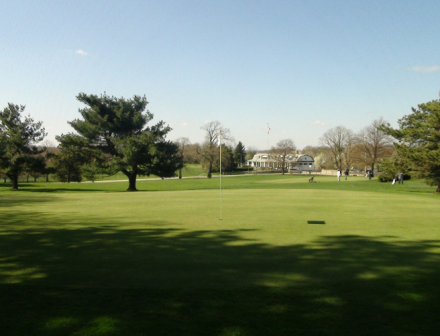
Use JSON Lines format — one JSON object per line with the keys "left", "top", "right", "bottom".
{"left": 1, "top": 210, "right": 440, "bottom": 335}
{"left": 307, "top": 220, "right": 326, "bottom": 224}
{"left": 5, "top": 187, "right": 124, "bottom": 193}
{"left": 0, "top": 194, "right": 59, "bottom": 208}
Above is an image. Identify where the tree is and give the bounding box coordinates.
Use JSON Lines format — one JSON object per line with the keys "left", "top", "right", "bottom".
{"left": 302, "top": 145, "right": 331, "bottom": 169}
{"left": 81, "top": 162, "right": 100, "bottom": 182}
{"left": 234, "top": 141, "right": 246, "bottom": 167}
{"left": 245, "top": 146, "right": 257, "bottom": 161}
{"left": 175, "top": 137, "right": 190, "bottom": 179}
{"left": 58, "top": 93, "right": 183, "bottom": 191}
{"left": 270, "top": 139, "right": 296, "bottom": 175}
{"left": 319, "top": 126, "right": 354, "bottom": 170}
{"left": 381, "top": 98, "right": 440, "bottom": 192}
{"left": 356, "top": 117, "right": 394, "bottom": 173}
{"left": 378, "top": 152, "right": 410, "bottom": 182}
{"left": 196, "top": 121, "right": 232, "bottom": 178}
{"left": 214, "top": 144, "right": 236, "bottom": 173}
{"left": 27, "top": 155, "right": 46, "bottom": 182}
{"left": 0, "top": 103, "right": 47, "bottom": 190}
{"left": 51, "top": 144, "right": 89, "bottom": 182}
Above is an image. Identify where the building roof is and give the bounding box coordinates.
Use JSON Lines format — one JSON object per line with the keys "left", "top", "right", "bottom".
{"left": 249, "top": 152, "right": 314, "bottom": 163}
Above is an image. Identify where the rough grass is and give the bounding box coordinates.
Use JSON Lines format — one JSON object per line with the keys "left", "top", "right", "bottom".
{"left": 0, "top": 174, "right": 439, "bottom": 335}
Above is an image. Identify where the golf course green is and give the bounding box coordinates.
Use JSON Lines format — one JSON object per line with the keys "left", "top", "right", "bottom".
{"left": 1, "top": 174, "right": 439, "bottom": 335}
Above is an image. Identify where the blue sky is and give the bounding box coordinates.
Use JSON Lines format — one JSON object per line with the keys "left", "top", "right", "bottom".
{"left": 1, "top": 0, "right": 439, "bottom": 149}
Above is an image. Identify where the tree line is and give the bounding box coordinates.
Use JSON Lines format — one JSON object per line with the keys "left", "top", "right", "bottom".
{"left": 0, "top": 93, "right": 248, "bottom": 191}
{"left": 301, "top": 117, "right": 395, "bottom": 173}
{"left": 1, "top": 93, "right": 439, "bottom": 192}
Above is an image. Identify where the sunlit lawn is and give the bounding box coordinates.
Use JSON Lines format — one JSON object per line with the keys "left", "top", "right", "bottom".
{"left": 0, "top": 174, "right": 439, "bottom": 335}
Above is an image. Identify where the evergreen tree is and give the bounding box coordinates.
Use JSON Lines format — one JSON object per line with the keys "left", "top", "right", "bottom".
{"left": 234, "top": 141, "right": 246, "bottom": 167}
{"left": 0, "top": 103, "right": 47, "bottom": 190}
{"left": 51, "top": 144, "right": 89, "bottom": 183}
{"left": 58, "top": 93, "right": 183, "bottom": 191}
{"left": 213, "top": 144, "right": 236, "bottom": 173}
{"left": 382, "top": 98, "right": 440, "bottom": 192}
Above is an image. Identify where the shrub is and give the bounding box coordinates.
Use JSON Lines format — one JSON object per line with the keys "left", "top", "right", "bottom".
{"left": 378, "top": 173, "right": 393, "bottom": 182}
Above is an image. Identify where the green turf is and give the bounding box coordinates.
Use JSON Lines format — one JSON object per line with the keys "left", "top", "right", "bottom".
{"left": 0, "top": 174, "right": 439, "bottom": 335}
{"left": 96, "top": 163, "right": 207, "bottom": 181}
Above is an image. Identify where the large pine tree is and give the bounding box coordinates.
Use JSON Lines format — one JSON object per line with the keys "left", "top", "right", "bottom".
{"left": 382, "top": 98, "right": 440, "bottom": 192}
{"left": 57, "top": 93, "right": 183, "bottom": 191}
{"left": 0, "top": 103, "right": 47, "bottom": 190}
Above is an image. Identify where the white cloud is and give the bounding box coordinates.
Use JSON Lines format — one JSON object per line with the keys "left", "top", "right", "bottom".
{"left": 180, "top": 122, "right": 190, "bottom": 127}
{"left": 309, "top": 120, "right": 326, "bottom": 126}
{"left": 410, "top": 65, "right": 439, "bottom": 72}
{"left": 74, "top": 49, "right": 88, "bottom": 56}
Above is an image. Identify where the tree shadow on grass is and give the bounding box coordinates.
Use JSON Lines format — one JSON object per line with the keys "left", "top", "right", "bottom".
{"left": 1, "top": 211, "right": 440, "bottom": 335}
{"left": 0, "top": 194, "right": 60, "bottom": 208}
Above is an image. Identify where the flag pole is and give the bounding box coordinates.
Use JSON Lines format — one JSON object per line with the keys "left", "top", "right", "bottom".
{"left": 267, "top": 123, "right": 269, "bottom": 152}
{"left": 219, "top": 133, "right": 222, "bottom": 220}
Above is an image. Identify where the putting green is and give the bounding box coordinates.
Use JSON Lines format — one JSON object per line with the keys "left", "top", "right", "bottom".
{"left": 3, "top": 188, "right": 438, "bottom": 240}
{"left": 1, "top": 182, "right": 440, "bottom": 335}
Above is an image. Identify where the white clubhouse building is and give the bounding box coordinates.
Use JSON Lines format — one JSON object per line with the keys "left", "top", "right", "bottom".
{"left": 247, "top": 152, "right": 315, "bottom": 172}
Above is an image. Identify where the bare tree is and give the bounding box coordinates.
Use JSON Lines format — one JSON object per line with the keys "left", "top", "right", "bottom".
{"left": 319, "top": 126, "right": 354, "bottom": 170}
{"left": 356, "top": 117, "right": 394, "bottom": 173}
{"left": 302, "top": 145, "right": 332, "bottom": 169}
{"left": 245, "top": 146, "right": 258, "bottom": 161}
{"left": 196, "top": 121, "right": 232, "bottom": 178}
{"left": 175, "top": 137, "right": 190, "bottom": 179}
{"left": 270, "top": 139, "right": 296, "bottom": 175}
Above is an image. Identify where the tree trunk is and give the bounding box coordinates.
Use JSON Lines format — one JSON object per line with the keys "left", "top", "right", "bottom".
{"left": 207, "top": 162, "right": 212, "bottom": 178}
{"left": 26, "top": 174, "right": 29, "bottom": 183}
{"left": 179, "top": 168, "right": 182, "bottom": 179}
{"left": 46, "top": 174, "right": 49, "bottom": 182}
{"left": 127, "top": 173, "right": 138, "bottom": 191}
{"left": 11, "top": 175, "right": 19, "bottom": 190}
{"left": 437, "top": 184, "right": 440, "bottom": 193}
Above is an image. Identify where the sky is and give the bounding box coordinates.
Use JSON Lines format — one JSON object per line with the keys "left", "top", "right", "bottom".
{"left": 1, "top": 0, "right": 439, "bottom": 150}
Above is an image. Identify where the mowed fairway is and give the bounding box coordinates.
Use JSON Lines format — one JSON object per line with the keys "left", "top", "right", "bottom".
{"left": 1, "top": 175, "right": 439, "bottom": 335}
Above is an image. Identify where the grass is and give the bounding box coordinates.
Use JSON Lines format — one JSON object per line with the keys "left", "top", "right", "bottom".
{"left": 0, "top": 174, "right": 439, "bottom": 335}
{"left": 5, "top": 164, "right": 207, "bottom": 183}
{"left": 97, "top": 163, "right": 207, "bottom": 181}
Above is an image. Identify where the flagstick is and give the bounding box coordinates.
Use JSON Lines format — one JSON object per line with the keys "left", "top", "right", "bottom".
{"left": 267, "top": 123, "right": 269, "bottom": 152}
{"left": 219, "top": 134, "right": 222, "bottom": 220}
{"left": 267, "top": 123, "right": 270, "bottom": 169}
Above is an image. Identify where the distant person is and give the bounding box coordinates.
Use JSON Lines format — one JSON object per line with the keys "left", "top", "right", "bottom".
{"left": 368, "top": 170, "right": 373, "bottom": 180}
{"left": 392, "top": 175, "right": 397, "bottom": 185}
{"left": 398, "top": 172, "right": 404, "bottom": 184}
{"left": 344, "top": 169, "right": 349, "bottom": 180}
{"left": 337, "top": 169, "right": 341, "bottom": 181}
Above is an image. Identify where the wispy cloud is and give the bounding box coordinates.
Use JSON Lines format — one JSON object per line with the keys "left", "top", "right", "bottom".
{"left": 309, "top": 120, "right": 326, "bottom": 126}
{"left": 410, "top": 65, "right": 439, "bottom": 72}
{"left": 180, "top": 122, "right": 190, "bottom": 127}
{"left": 74, "top": 49, "right": 88, "bottom": 56}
